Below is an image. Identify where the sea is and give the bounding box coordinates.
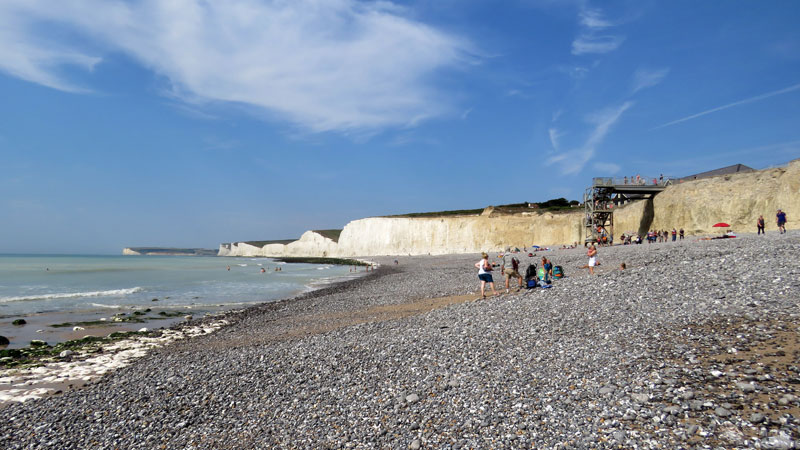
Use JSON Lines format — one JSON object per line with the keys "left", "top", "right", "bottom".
{"left": 0, "top": 254, "right": 360, "bottom": 347}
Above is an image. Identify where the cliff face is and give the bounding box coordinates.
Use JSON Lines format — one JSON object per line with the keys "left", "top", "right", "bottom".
{"left": 219, "top": 159, "right": 798, "bottom": 257}
{"left": 219, "top": 231, "right": 339, "bottom": 257}
{"left": 648, "top": 160, "right": 799, "bottom": 235}
{"left": 220, "top": 211, "right": 586, "bottom": 257}
{"left": 614, "top": 198, "right": 653, "bottom": 237}
{"left": 336, "top": 212, "right": 585, "bottom": 256}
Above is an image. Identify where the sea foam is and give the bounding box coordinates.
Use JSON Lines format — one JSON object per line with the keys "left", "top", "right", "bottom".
{"left": 0, "top": 287, "right": 144, "bottom": 303}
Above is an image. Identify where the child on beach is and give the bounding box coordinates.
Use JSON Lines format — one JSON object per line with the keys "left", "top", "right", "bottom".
{"left": 587, "top": 244, "right": 597, "bottom": 275}
{"left": 475, "top": 252, "right": 498, "bottom": 299}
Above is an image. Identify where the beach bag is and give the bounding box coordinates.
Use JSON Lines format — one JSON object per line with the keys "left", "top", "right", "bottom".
{"left": 553, "top": 265, "right": 564, "bottom": 279}
{"left": 537, "top": 267, "right": 546, "bottom": 281}
{"left": 526, "top": 278, "right": 538, "bottom": 289}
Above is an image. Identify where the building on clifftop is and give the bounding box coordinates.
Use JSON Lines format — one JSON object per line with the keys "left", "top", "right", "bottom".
{"left": 680, "top": 163, "right": 754, "bottom": 182}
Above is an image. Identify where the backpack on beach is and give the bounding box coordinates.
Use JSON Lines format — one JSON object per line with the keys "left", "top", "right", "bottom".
{"left": 553, "top": 265, "right": 564, "bottom": 279}
{"left": 526, "top": 278, "right": 538, "bottom": 289}
{"left": 524, "top": 263, "right": 537, "bottom": 281}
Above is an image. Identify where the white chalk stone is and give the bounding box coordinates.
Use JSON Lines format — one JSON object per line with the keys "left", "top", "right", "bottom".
{"left": 0, "top": 319, "right": 229, "bottom": 404}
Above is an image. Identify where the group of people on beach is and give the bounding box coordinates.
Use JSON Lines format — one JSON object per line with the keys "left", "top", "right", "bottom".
{"left": 475, "top": 249, "right": 577, "bottom": 298}
{"left": 618, "top": 228, "right": 685, "bottom": 245}
{"left": 476, "top": 250, "right": 528, "bottom": 298}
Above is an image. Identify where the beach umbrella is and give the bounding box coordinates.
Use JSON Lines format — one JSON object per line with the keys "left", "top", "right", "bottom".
{"left": 712, "top": 222, "right": 730, "bottom": 228}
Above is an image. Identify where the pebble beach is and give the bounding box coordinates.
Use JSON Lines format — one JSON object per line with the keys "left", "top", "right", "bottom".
{"left": 2, "top": 231, "right": 799, "bottom": 449}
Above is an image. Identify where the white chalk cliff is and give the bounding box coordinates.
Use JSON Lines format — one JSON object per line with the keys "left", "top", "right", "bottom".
{"left": 220, "top": 159, "right": 799, "bottom": 257}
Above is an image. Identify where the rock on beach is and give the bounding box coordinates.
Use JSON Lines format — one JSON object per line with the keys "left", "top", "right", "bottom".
{"left": 1, "top": 231, "right": 799, "bottom": 449}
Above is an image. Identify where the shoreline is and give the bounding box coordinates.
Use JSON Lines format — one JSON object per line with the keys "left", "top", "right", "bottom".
{"left": 0, "top": 263, "right": 381, "bottom": 404}
{"left": 2, "top": 232, "right": 799, "bottom": 448}
{"left": 0, "top": 258, "right": 373, "bottom": 350}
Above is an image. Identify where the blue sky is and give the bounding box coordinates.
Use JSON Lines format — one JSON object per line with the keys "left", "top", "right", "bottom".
{"left": 1, "top": 0, "right": 799, "bottom": 254}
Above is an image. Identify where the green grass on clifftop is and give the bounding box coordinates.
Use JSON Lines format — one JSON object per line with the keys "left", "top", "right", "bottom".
{"left": 384, "top": 198, "right": 580, "bottom": 218}
{"left": 312, "top": 229, "right": 342, "bottom": 242}
{"left": 240, "top": 239, "right": 297, "bottom": 247}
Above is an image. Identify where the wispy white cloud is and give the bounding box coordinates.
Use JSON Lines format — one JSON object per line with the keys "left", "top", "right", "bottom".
{"left": 571, "top": 6, "right": 624, "bottom": 56}
{"left": 572, "top": 34, "right": 625, "bottom": 55}
{"left": 547, "top": 101, "right": 633, "bottom": 175}
{"left": 505, "top": 88, "right": 534, "bottom": 99}
{"left": 579, "top": 8, "right": 613, "bottom": 29}
{"left": 653, "top": 82, "right": 800, "bottom": 130}
{"left": 0, "top": 0, "right": 473, "bottom": 133}
{"left": 0, "top": 11, "right": 101, "bottom": 93}
{"left": 567, "top": 65, "right": 591, "bottom": 79}
{"left": 632, "top": 67, "right": 669, "bottom": 93}
{"left": 461, "top": 108, "right": 474, "bottom": 120}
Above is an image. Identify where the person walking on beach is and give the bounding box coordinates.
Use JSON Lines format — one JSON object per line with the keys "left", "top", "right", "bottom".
{"left": 501, "top": 250, "right": 523, "bottom": 293}
{"left": 679, "top": 228, "right": 685, "bottom": 240}
{"left": 475, "top": 252, "right": 498, "bottom": 299}
{"left": 777, "top": 209, "right": 787, "bottom": 234}
{"left": 671, "top": 228, "right": 677, "bottom": 241}
{"left": 757, "top": 215, "right": 766, "bottom": 235}
{"left": 587, "top": 244, "right": 598, "bottom": 275}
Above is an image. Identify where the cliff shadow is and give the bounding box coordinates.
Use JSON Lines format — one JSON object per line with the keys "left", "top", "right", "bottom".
{"left": 638, "top": 197, "right": 655, "bottom": 236}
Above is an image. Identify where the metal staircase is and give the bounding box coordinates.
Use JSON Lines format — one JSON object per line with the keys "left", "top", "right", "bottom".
{"left": 584, "top": 176, "right": 671, "bottom": 243}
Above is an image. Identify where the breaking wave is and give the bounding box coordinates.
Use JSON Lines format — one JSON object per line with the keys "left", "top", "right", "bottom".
{"left": 0, "top": 287, "right": 144, "bottom": 303}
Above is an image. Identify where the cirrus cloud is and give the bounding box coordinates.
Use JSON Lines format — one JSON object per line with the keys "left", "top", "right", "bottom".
{"left": 0, "top": 0, "right": 473, "bottom": 133}
{"left": 571, "top": 6, "right": 625, "bottom": 56}
{"left": 546, "top": 101, "right": 633, "bottom": 175}
{"left": 632, "top": 67, "right": 670, "bottom": 93}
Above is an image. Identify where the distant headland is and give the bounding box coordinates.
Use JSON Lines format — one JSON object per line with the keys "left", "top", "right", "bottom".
{"left": 122, "top": 247, "right": 218, "bottom": 256}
